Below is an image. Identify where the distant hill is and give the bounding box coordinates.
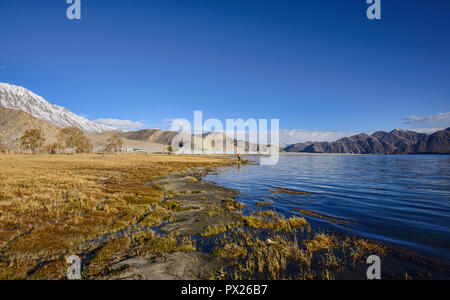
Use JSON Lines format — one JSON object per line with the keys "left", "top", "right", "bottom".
{"left": 116, "top": 129, "right": 274, "bottom": 153}
{"left": 86, "top": 130, "right": 168, "bottom": 153}
{"left": 283, "top": 128, "right": 450, "bottom": 154}
{"left": 0, "top": 112, "right": 274, "bottom": 154}
{"left": 116, "top": 129, "right": 179, "bottom": 145}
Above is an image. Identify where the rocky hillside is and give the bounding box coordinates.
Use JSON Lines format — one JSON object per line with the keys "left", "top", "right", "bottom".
{"left": 402, "top": 128, "right": 450, "bottom": 154}
{"left": 0, "top": 106, "right": 61, "bottom": 147}
{"left": 284, "top": 128, "right": 450, "bottom": 154}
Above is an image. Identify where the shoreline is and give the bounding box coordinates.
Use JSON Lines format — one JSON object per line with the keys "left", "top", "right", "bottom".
{"left": 107, "top": 166, "right": 242, "bottom": 279}
{"left": 279, "top": 152, "right": 450, "bottom": 156}
{"left": 105, "top": 163, "right": 450, "bottom": 280}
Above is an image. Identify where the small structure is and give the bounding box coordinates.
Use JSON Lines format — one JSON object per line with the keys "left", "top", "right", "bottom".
{"left": 121, "top": 147, "right": 134, "bottom": 153}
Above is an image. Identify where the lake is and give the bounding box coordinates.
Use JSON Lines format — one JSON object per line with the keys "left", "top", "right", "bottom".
{"left": 204, "top": 154, "right": 450, "bottom": 263}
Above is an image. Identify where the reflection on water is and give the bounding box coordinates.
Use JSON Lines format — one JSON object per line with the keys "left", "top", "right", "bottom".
{"left": 204, "top": 154, "right": 450, "bottom": 262}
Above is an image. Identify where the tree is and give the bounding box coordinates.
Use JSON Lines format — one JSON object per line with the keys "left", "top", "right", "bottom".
{"left": 14, "top": 129, "right": 46, "bottom": 154}
{"left": 77, "top": 138, "right": 94, "bottom": 153}
{"left": 105, "top": 136, "right": 123, "bottom": 153}
{"left": 44, "top": 142, "right": 64, "bottom": 154}
{"left": 0, "top": 137, "right": 8, "bottom": 154}
{"left": 57, "top": 127, "right": 93, "bottom": 154}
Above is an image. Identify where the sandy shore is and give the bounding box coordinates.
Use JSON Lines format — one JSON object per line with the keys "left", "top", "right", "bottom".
{"left": 108, "top": 167, "right": 242, "bottom": 279}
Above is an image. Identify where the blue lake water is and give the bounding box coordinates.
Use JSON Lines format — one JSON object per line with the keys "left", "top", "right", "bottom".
{"left": 204, "top": 154, "right": 450, "bottom": 262}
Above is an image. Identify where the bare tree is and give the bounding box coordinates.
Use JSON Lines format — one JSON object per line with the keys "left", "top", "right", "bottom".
{"left": 77, "top": 139, "right": 94, "bottom": 153}
{"left": 0, "top": 137, "right": 8, "bottom": 154}
{"left": 105, "top": 136, "right": 124, "bottom": 154}
{"left": 13, "top": 129, "right": 46, "bottom": 154}
{"left": 57, "top": 127, "right": 93, "bottom": 154}
{"left": 44, "top": 142, "right": 64, "bottom": 154}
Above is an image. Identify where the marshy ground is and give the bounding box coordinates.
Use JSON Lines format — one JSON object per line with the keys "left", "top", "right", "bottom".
{"left": 0, "top": 154, "right": 232, "bottom": 279}
{"left": 0, "top": 154, "right": 448, "bottom": 280}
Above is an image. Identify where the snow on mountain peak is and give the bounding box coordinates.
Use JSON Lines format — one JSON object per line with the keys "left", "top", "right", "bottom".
{"left": 0, "top": 82, "right": 116, "bottom": 133}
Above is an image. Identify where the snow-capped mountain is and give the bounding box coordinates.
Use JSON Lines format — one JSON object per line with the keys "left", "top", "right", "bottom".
{"left": 0, "top": 82, "right": 116, "bottom": 133}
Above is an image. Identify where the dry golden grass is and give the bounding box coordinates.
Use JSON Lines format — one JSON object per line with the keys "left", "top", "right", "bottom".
{"left": 132, "top": 230, "right": 197, "bottom": 254}
{"left": 242, "top": 213, "right": 308, "bottom": 233}
{"left": 212, "top": 227, "right": 387, "bottom": 280}
{"left": 201, "top": 224, "right": 229, "bottom": 237}
{"left": 213, "top": 242, "right": 247, "bottom": 259}
{"left": 0, "top": 153, "right": 229, "bottom": 279}
{"left": 85, "top": 236, "right": 132, "bottom": 278}
{"left": 255, "top": 201, "right": 273, "bottom": 207}
{"left": 303, "top": 234, "right": 338, "bottom": 253}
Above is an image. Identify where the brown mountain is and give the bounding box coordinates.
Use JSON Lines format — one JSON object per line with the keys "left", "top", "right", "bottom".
{"left": 402, "top": 128, "right": 450, "bottom": 154}
{"left": 282, "top": 142, "right": 313, "bottom": 152}
{"left": 284, "top": 128, "right": 450, "bottom": 154}
{"left": 115, "top": 129, "right": 179, "bottom": 145}
{"left": 116, "top": 129, "right": 274, "bottom": 153}
{"left": 372, "top": 129, "right": 427, "bottom": 152}
{"left": 0, "top": 106, "right": 61, "bottom": 148}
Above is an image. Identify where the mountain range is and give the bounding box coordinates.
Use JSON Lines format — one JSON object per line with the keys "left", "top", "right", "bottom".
{"left": 0, "top": 82, "right": 448, "bottom": 154}
{"left": 283, "top": 128, "right": 450, "bottom": 154}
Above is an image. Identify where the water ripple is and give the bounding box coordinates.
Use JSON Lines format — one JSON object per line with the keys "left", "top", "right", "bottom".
{"left": 205, "top": 154, "right": 450, "bottom": 262}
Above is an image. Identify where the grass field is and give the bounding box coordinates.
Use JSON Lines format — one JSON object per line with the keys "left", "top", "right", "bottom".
{"left": 0, "top": 153, "right": 230, "bottom": 279}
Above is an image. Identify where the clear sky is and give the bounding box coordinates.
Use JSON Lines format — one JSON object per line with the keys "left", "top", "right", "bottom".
{"left": 1, "top": 0, "right": 449, "bottom": 142}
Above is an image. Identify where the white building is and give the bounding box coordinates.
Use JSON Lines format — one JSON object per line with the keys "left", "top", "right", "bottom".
{"left": 121, "top": 147, "right": 134, "bottom": 153}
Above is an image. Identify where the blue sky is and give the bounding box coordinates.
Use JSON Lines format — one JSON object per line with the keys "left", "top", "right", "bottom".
{"left": 1, "top": 0, "right": 449, "bottom": 142}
